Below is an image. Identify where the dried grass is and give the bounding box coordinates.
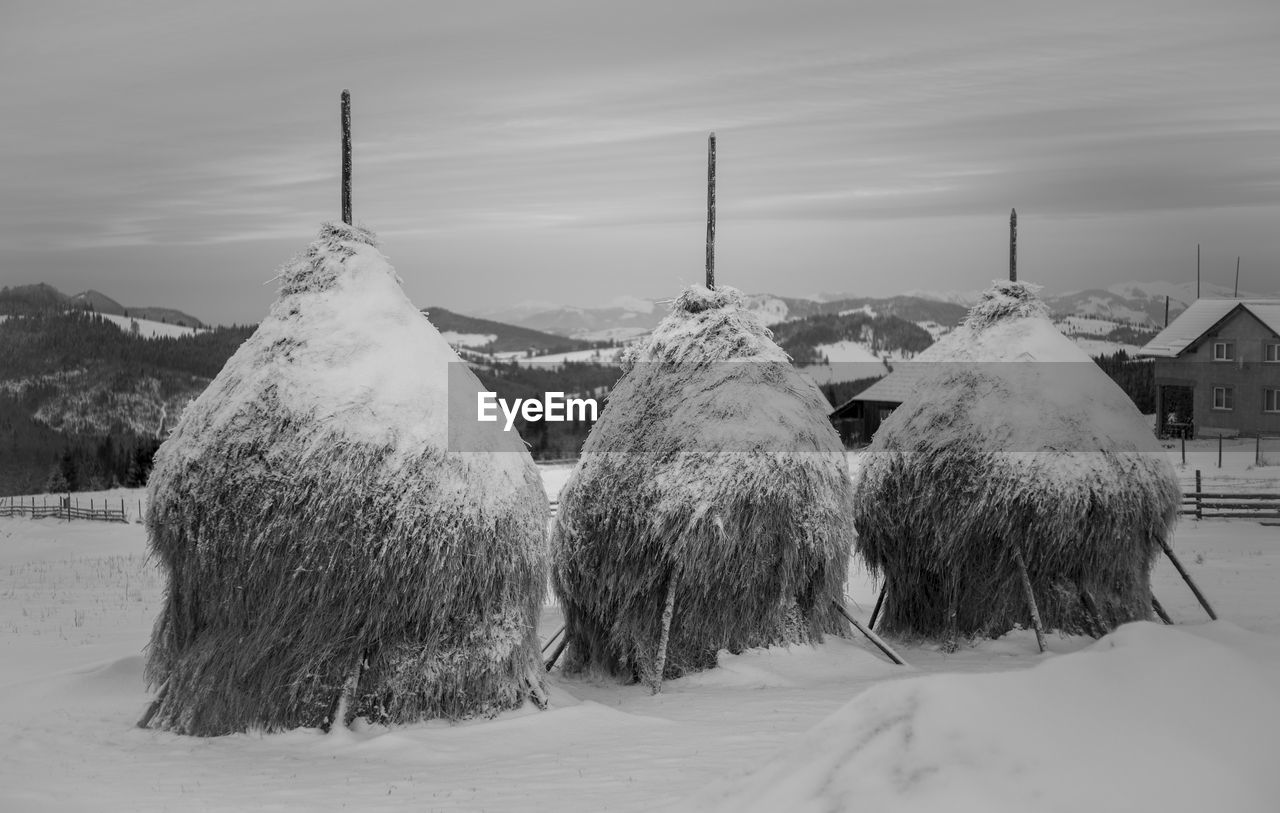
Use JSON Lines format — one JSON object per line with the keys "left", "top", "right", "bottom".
{"left": 143, "top": 224, "right": 548, "bottom": 735}
{"left": 852, "top": 282, "right": 1181, "bottom": 640}
{"left": 551, "top": 286, "right": 854, "bottom": 681}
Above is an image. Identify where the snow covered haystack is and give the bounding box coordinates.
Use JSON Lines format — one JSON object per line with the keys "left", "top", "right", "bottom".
{"left": 551, "top": 285, "right": 853, "bottom": 684}
{"left": 853, "top": 280, "right": 1180, "bottom": 640}
{"left": 143, "top": 223, "right": 549, "bottom": 735}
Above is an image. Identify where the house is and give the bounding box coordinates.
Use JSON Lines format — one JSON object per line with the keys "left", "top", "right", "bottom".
{"left": 828, "top": 365, "right": 926, "bottom": 446}
{"left": 1137, "top": 299, "right": 1280, "bottom": 438}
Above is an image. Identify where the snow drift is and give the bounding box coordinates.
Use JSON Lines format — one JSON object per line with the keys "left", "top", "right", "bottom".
{"left": 143, "top": 223, "right": 549, "bottom": 735}
{"left": 551, "top": 285, "right": 854, "bottom": 684}
{"left": 711, "top": 622, "right": 1280, "bottom": 813}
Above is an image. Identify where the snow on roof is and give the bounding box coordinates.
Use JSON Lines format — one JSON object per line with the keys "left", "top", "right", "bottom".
{"left": 1138, "top": 299, "right": 1280, "bottom": 358}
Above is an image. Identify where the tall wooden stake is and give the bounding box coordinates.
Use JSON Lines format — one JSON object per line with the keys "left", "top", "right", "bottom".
{"left": 1013, "top": 546, "right": 1046, "bottom": 653}
{"left": 341, "top": 89, "right": 352, "bottom": 225}
{"left": 650, "top": 574, "right": 679, "bottom": 694}
{"left": 1157, "top": 537, "right": 1218, "bottom": 620}
{"left": 1196, "top": 243, "right": 1200, "bottom": 299}
{"left": 1234, "top": 256, "right": 1240, "bottom": 298}
{"left": 832, "top": 602, "right": 906, "bottom": 665}
{"left": 1164, "top": 295, "right": 1170, "bottom": 327}
{"left": 1009, "top": 208, "right": 1017, "bottom": 282}
{"left": 705, "top": 132, "right": 716, "bottom": 289}
{"left": 869, "top": 583, "right": 887, "bottom": 631}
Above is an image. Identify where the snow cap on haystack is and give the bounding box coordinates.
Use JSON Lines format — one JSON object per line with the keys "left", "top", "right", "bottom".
{"left": 853, "top": 280, "right": 1180, "bottom": 639}
{"left": 144, "top": 223, "right": 549, "bottom": 735}
{"left": 551, "top": 284, "right": 854, "bottom": 683}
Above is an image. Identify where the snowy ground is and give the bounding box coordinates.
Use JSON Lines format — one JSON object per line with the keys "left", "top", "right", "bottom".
{"left": 1, "top": 454, "right": 1277, "bottom": 811}
{"left": 98, "top": 313, "right": 205, "bottom": 339}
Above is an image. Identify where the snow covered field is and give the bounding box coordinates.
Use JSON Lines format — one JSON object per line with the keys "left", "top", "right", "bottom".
{"left": 97, "top": 313, "right": 204, "bottom": 339}
{"left": 1, "top": 456, "right": 1277, "bottom": 811}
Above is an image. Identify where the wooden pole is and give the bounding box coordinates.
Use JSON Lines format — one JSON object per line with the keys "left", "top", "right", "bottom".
{"left": 1078, "top": 587, "right": 1105, "bottom": 638}
{"left": 1157, "top": 537, "right": 1218, "bottom": 620}
{"left": 1196, "top": 243, "right": 1200, "bottom": 299}
{"left": 869, "top": 583, "right": 887, "bottom": 631}
{"left": 544, "top": 635, "right": 569, "bottom": 672}
{"left": 1151, "top": 594, "right": 1173, "bottom": 624}
{"left": 1218, "top": 434, "right": 1223, "bottom": 468}
{"left": 1164, "top": 295, "right": 1170, "bottom": 328}
{"left": 1234, "top": 256, "right": 1240, "bottom": 298}
{"left": 341, "top": 89, "right": 352, "bottom": 225}
{"left": 650, "top": 575, "right": 679, "bottom": 694}
{"left": 1012, "top": 546, "right": 1046, "bottom": 653}
{"left": 1195, "top": 469, "right": 1202, "bottom": 519}
{"left": 832, "top": 602, "right": 906, "bottom": 665}
{"left": 1009, "top": 208, "right": 1017, "bottom": 282}
{"left": 541, "top": 624, "right": 565, "bottom": 654}
{"left": 705, "top": 132, "right": 716, "bottom": 290}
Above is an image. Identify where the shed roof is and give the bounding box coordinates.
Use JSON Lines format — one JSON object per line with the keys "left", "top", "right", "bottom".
{"left": 1137, "top": 299, "right": 1280, "bottom": 358}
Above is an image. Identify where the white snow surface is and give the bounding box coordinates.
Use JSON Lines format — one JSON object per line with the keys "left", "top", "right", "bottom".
{"left": 165, "top": 236, "right": 528, "bottom": 466}
{"left": 814, "top": 340, "right": 882, "bottom": 364}
{"left": 98, "top": 312, "right": 203, "bottom": 339}
{"left": 0, "top": 457, "right": 1278, "bottom": 811}
{"left": 439, "top": 331, "right": 496, "bottom": 348}
{"left": 711, "top": 623, "right": 1280, "bottom": 813}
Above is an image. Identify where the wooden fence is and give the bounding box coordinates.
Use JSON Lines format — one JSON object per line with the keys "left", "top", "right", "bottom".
{"left": 1180, "top": 491, "right": 1280, "bottom": 520}
{"left": 0, "top": 495, "right": 130, "bottom": 523}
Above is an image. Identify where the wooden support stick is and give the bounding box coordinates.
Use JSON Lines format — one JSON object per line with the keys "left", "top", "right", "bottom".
{"left": 1078, "top": 586, "right": 1105, "bottom": 638}
{"left": 650, "top": 575, "right": 679, "bottom": 694}
{"left": 341, "top": 89, "right": 352, "bottom": 225}
{"left": 541, "top": 624, "right": 565, "bottom": 653}
{"left": 705, "top": 132, "right": 716, "bottom": 289}
{"left": 325, "top": 654, "right": 365, "bottom": 732}
{"left": 136, "top": 681, "right": 169, "bottom": 729}
{"left": 832, "top": 602, "right": 906, "bottom": 665}
{"left": 544, "top": 635, "right": 568, "bottom": 672}
{"left": 1157, "top": 537, "right": 1218, "bottom": 620}
{"left": 1013, "top": 546, "right": 1046, "bottom": 653}
{"left": 868, "top": 583, "right": 887, "bottom": 631}
{"left": 1151, "top": 594, "right": 1173, "bottom": 625}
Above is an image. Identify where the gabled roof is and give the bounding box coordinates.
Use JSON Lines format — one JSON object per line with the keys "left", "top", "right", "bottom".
{"left": 1137, "top": 299, "right": 1280, "bottom": 358}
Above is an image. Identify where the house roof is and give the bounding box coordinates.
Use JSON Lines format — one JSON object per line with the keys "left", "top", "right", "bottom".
{"left": 1137, "top": 299, "right": 1280, "bottom": 358}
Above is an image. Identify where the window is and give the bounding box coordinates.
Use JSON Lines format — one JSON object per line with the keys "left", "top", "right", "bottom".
{"left": 1266, "top": 388, "right": 1280, "bottom": 413}
{"left": 1213, "top": 387, "right": 1234, "bottom": 410}
{"left": 1266, "top": 343, "right": 1280, "bottom": 363}
{"left": 1212, "top": 341, "right": 1234, "bottom": 361}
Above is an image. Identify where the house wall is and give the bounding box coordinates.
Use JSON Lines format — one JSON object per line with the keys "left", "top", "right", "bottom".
{"left": 1153, "top": 310, "right": 1280, "bottom": 437}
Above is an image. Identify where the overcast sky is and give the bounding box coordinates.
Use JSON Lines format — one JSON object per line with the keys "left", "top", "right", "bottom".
{"left": 2, "top": 0, "right": 1278, "bottom": 325}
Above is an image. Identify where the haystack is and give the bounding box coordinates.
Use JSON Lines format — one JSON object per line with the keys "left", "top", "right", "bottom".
{"left": 143, "top": 223, "right": 548, "bottom": 735}
{"left": 853, "top": 280, "right": 1180, "bottom": 639}
{"left": 551, "top": 285, "right": 853, "bottom": 684}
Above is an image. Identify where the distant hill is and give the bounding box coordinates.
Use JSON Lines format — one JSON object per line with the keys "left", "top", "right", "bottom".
{"left": 0, "top": 283, "right": 70, "bottom": 314}
{"left": 424, "top": 306, "right": 603, "bottom": 355}
{"left": 2, "top": 283, "right": 206, "bottom": 327}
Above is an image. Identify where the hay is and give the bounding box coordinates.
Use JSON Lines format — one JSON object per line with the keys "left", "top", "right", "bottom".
{"left": 853, "top": 281, "right": 1181, "bottom": 639}
{"left": 550, "top": 285, "right": 854, "bottom": 682}
{"left": 143, "top": 223, "right": 549, "bottom": 735}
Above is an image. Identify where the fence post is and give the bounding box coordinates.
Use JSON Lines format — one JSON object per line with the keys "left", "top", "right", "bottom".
{"left": 1259, "top": 435, "right": 1263, "bottom": 467}
{"left": 1218, "top": 435, "right": 1223, "bottom": 469}
{"left": 1181, "top": 433, "right": 1186, "bottom": 466}
{"left": 1195, "top": 469, "right": 1202, "bottom": 520}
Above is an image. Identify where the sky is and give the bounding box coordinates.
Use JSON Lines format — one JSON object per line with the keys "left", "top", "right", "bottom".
{"left": 2, "top": 0, "right": 1279, "bottom": 326}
